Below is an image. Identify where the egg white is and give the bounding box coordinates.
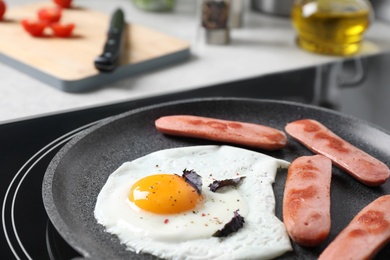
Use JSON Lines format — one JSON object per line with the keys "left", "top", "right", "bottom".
{"left": 94, "top": 145, "right": 292, "bottom": 260}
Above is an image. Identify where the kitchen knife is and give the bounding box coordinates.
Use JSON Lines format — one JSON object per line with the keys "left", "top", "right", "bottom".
{"left": 94, "top": 8, "right": 126, "bottom": 72}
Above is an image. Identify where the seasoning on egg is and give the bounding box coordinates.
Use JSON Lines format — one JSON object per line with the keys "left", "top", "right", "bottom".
{"left": 181, "top": 169, "right": 202, "bottom": 195}
{"left": 213, "top": 210, "right": 245, "bottom": 237}
{"left": 208, "top": 176, "right": 246, "bottom": 192}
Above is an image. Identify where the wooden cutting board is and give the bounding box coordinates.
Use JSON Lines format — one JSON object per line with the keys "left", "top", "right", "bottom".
{"left": 0, "top": 2, "right": 190, "bottom": 92}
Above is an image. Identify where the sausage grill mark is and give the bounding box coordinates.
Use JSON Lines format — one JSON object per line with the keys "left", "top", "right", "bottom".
{"left": 294, "top": 162, "right": 319, "bottom": 172}
{"left": 314, "top": 132, "right": 349, "bottom": 153}
{"left": 292, "top": 163, "right": 319, "bottom": 180}
{"left": 298, "top": 120, "right": 321, "bottom": 132}
{"left": 348, "top": 229, "right": 367, "bottom": 238}
{"left": 288, "top": 185, "right": 317, "bottom": 201}
{"left": 188, "top": 119, "right": 283, "bottom": 142}
{"left": 358, "top": 210, "right": 389, "bottom": 234}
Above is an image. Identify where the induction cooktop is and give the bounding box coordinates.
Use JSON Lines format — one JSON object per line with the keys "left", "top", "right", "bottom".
{"left": 2, "top": 58, "right": 390, "bottom": 259}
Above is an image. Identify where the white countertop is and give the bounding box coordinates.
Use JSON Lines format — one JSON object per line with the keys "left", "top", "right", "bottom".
{"left": 2, "top": 0, "right": 390, "bottom": 124}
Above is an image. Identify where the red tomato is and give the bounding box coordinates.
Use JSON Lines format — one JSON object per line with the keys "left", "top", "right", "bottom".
{"left": 50, "top": 23, "right": 75, "bottom": 37}
{"left": 21, "top": 19, "right": 46, "bottom": 37}
{"left": 0, "top": 1, "right": 6, "bottom": 20}
{"left": 37, "top": 7, "right": 62, "bottom": 25}
{"left": 53, "top": 0, "right": 72, "bottom": 8}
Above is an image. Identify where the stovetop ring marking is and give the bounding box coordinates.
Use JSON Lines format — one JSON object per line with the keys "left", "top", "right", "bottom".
{"left": 2, "top": 120, "right": 100, "bottom": 259}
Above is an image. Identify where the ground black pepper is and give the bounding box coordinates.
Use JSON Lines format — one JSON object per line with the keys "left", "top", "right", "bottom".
{"left": 201, "top": 0, "right": 230, "bottom": 30}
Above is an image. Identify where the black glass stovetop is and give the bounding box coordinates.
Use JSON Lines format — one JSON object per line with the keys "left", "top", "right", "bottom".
{"left": 1, "top": 63, "right": 390, "bottom": 259}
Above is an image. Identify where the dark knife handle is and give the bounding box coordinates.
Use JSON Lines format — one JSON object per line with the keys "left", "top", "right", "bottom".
{"left": 94, "top": 13, "right": 125, "bottom": 72}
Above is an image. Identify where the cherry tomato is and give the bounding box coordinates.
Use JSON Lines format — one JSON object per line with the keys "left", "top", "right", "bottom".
{"left": 0, "top": 1, "right": 6, "bottom": 21}
{"left": 37, "top": 7, "right": 62, "bottom": 25}
{"left": 53, "top": 0, "right": 72, "bottom": 8}
{"left": 50, "top": 23, "right": 75, "bottom": 37}
{"left": 21, "top": 19, "right": 46, "bottom": 37}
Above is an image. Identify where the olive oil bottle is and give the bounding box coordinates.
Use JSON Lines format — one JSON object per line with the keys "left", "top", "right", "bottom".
{"left": 291, "top": 0, "right": 373, "bottom": 56}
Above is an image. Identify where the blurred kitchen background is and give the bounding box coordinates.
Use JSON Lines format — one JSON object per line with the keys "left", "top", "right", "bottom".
{"left": 1, "top": 0, "right": 390, "bottom": 130}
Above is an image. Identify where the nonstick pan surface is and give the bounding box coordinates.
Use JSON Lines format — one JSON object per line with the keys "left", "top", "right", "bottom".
{"left": 43, "top": 97, "right": 390, "bottom": 259}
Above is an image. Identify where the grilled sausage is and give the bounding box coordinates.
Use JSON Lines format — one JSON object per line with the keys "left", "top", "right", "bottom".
{"left": 319, "top": 195, "right": 390, "bottom": 260}
{"left": 155, "top": 115, "right": 287, "bottom": 150}
{"left": 285, "top": 119, "right": 390, "bottom": 186}
{"left": 283, "top": 155, "right": 332, "bottom": 247}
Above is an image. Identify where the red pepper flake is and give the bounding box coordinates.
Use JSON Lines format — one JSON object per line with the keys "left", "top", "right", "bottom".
{"left": 202, "top": 213, "right": 206, "bottom": 217}
{"left": 164, "top": 219, "right": 169, "bottom": 224}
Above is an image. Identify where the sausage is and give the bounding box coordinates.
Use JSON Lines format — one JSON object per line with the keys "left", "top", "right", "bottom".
{"left": 155, "top": 115, "right": 287, "bottom": 150}
{"left": 319, "top": 195, "right": 390, "bottom": 260}
{"left": 285, "top": 119, "right": 390, "bottom": 186}
{"left": 283, "top": 155, "right": 332, "bottom": 247}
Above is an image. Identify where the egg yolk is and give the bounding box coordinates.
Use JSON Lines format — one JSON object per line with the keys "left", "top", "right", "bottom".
{"left": 128, "top": 174, "right": 202, "bottom": 214}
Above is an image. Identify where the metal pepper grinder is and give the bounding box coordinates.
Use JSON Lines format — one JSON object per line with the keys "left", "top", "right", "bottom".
{"left": 201, "top": 0, "right": 231, "bottom": 45}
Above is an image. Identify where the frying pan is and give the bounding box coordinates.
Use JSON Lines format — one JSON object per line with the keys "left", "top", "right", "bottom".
{"left": 42, "top": 97, "right": 390, "bottom": 259}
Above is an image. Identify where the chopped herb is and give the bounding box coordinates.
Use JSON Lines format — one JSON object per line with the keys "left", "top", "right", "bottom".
{"left": 182, "top": 169, "right": 202, "bottom": 195}
{"left": 212, "top": 210, "right": 245, "bottom": 237}
{"left": 208, "top": 176, "right": 246, "bottom": 192}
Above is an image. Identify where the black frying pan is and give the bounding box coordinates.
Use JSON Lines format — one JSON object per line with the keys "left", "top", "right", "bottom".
{"left": 42, "top": 98, "right": 390, "bottom": 259}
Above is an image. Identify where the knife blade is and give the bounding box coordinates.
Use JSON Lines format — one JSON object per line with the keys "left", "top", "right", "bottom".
{"left": 94, "top": 8, "right": 126, "bottom": 73}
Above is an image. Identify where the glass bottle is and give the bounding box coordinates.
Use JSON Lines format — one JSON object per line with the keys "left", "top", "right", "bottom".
{"left": 291, "top": 0, "right": 374, "bottom": 56}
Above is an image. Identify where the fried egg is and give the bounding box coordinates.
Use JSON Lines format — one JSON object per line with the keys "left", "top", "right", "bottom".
{"left": 94, "top": 145, "right": 292, "bottom": 260}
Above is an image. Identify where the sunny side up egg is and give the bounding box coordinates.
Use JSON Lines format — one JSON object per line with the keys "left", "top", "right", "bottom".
{"left": 94, "top": 145, "right": 292, "bottom": 260}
